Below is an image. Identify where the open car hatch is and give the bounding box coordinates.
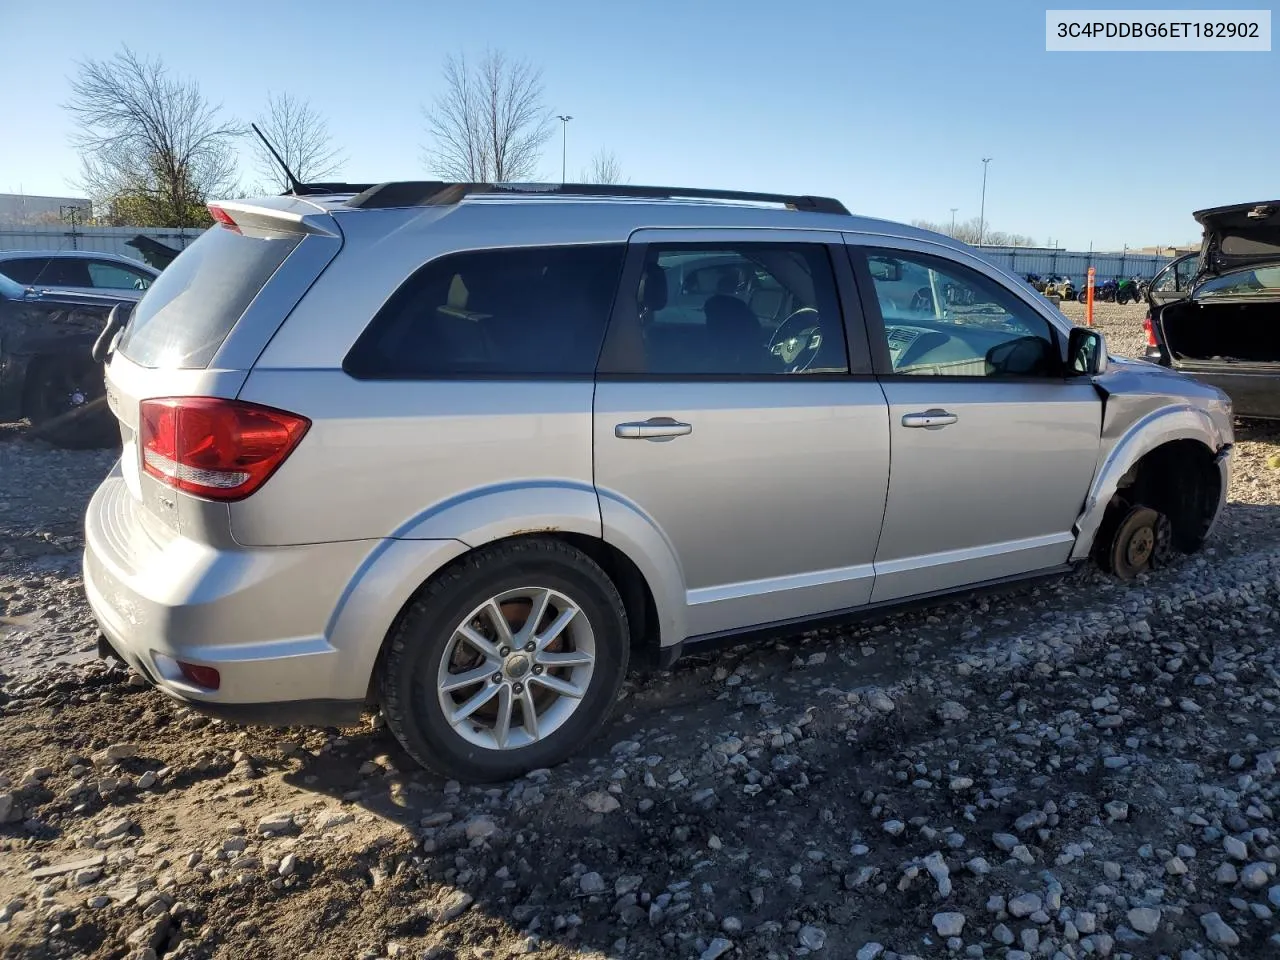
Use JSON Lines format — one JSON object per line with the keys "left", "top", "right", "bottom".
{"left": 1193, "top": 201, "right": 1280, "bottom": 277}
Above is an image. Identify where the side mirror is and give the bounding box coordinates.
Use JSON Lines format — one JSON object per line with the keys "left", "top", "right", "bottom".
{"left": 1067, "top": 326, "right": 1108, "bottom": 377}
{"left": 92, "top": 302, "right": 134, "bottom": 363}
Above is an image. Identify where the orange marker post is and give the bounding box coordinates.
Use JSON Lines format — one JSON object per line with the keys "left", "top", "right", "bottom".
{"left": 1085, "top": 266, "right": 1095, "bottom": 327}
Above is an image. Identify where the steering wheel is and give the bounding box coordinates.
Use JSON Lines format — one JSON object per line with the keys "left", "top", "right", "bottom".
{"left": 768, "top": 307, "right": 824, "bottom": 372}
{"left": 909, "top": 287, "right": 934, "bottom": 312}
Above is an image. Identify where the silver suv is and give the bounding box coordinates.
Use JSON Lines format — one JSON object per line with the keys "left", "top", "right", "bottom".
{"left": 84, "top": 182, "right": 1234, "bottom": 782}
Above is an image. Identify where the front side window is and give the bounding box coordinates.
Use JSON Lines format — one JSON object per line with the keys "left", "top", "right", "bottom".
{"left": 87, "top": 261, "right": 154, "bottom": 291}
{"left": 862, "top": 250, "right": 1059, "bottom": 377}
{"left": 1152, "top": 254, "right": 1199, "bottom": 293}
{"left": 622, "top": 243, "right": 848, "bottom": 376}
{"left": 345, "top": 244, "right": 626, "bottom": 378}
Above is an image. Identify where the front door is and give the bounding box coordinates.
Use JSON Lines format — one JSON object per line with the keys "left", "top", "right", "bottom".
{"left": 593, "top": 231, "right": 890, "bottom": 639}
{"left": 850, "top": 243, "right": 1103, "bottom": 603}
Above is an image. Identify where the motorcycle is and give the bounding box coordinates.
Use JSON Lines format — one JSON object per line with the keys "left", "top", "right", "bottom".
{"left": 1044, "top": 275, "right": 1075, "bottom": 301}
{"left": 1092, "top": 278, "right": 1118, "bottom": 303}
{"left": 1115, "top": 276, "right": 1143, "bottom": 304}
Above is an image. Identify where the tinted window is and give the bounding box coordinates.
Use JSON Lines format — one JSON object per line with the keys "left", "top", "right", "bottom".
{"left": 614, "top": 243, "right": 848, "bottom": 376}
{"left": 0, "top": 258, "right": 49, "bottom": 284}
{"left": 117, "top": 226, "right": 301, "bottom": 369}
{"left": 28, "top": 258, "right": 93, "bottom": 288}
{"left": 344, "top": 245, "right": 625, "bottom": 378}
{"left": 87, "top": 261, "right": 153, "bottom": 291}
{"left": 863, "top": 250, "right": 1059, "bottom": 377}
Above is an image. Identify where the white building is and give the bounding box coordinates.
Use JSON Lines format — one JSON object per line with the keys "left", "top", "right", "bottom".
{"left": 0, "top": 193, "right": 92, "bottom": 226}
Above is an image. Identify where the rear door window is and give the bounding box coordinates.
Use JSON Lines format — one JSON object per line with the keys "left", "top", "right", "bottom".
{"left": 344, "top": 244, "right": 626, "bottom": 378}
{"left": 117, "top": 226, "right": 302, "bottom": 369}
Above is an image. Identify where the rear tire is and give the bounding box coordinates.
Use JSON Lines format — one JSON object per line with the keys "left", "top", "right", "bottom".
{"left": 24, "top": 355, "right": 116, "bottom": 449}
{"left": 379, "top": 537, "right": 629, "bottom": 782}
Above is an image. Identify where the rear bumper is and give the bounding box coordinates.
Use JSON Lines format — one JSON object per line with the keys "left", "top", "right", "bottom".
{"left": 82, "top": 465, "right": 383, "bottom": 721}
{"left": 96, "top": 634, "right": 365, "bottom": 726}
{"left": 1172, "top": 363, "right": 1280, "bottom": 420}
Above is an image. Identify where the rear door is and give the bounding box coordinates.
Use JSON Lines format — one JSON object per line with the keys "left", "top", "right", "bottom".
{"left": 848, "top": 239, "right": 1102, "bottom": 602}
{"left": 593, "top": 229, "right": 890, "bottom": 639}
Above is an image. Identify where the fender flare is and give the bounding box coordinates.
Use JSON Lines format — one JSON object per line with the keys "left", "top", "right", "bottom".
{"left": 327, "top": 481, "right": 689, "bottom": 692}
{"left": 1070, "top": 404, "right": 1228, "bottom": 561}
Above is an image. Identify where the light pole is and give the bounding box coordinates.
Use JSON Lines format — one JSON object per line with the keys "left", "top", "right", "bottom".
{"left": 556, "top": 115, "right": 573, "bottom": 182}
{"left": 978, "top": 157, "right": 991, "bottom": 246}
{"left": 949, "top": 207, "right": 958, "bottom": 235}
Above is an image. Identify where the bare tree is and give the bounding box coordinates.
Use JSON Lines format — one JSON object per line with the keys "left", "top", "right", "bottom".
{"left": 912, "top": 216, "right": 1036, "bottom": 248}
{"left": 423, "top": 50, "right": 553, "bottom": 182}
{"left": 65, "top": 46, "right": 240, "bottom": 227}
{"left": 582, "top": 148, "right": 626, "bottom": 184}
{"left": 252, "top": 92, "right": 344, "bottom": 190}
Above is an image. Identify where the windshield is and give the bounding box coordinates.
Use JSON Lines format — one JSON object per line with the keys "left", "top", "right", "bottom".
{"left": 1195, "top": 265, "right": 1280, "bottom": 299}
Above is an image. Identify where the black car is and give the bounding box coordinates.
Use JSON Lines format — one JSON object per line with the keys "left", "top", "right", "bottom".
{"left": 0, "top": 272, "right": 128, "bottom": 447}
{"left": 1144, "top": 201, "right": 1280, "bottom": 420}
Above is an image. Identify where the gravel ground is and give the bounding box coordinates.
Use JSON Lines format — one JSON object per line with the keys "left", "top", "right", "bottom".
{"left": 2, "top": 307, "right": 1279, "bottom": 960}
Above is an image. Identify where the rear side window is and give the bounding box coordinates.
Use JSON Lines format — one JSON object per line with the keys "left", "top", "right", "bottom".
{"left": 344, "top": 244, "right": 625, "bottom": 378}
{"left": 0, "top": 258, "right": 49, "bottom": 284}
{"left": 117, "top": 226, "right": 301, "bottom": 369}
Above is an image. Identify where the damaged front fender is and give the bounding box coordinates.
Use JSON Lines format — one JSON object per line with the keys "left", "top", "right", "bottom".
{"left": 1071, "top": 357, "right": 1234, "bottom": 561}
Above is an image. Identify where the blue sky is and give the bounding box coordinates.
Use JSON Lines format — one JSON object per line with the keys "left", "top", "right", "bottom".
{"left": 2, "top": 0, "right": 1275, "bottom": 249}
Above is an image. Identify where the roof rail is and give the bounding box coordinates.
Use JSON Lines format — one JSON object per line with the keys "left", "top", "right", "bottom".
{"left": 345, "top": 182, "right": 850, "bottom": 215}
{"left": 282, "top": 181, "right": 378, "bottom": 197}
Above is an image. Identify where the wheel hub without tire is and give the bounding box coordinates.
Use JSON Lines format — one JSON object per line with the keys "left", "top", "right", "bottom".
{"left": 436, "top": 586, "right": 596, "bottom": 751}
{"left": 1126, "top": 527, "right": 1154, "bottom": 567}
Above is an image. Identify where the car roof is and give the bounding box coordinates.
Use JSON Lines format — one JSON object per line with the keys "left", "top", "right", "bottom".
{"left": 0, "top": 249, "right": 158, "bottom": 272}
{"left": 234, "top": 183, "right": 970, "bottom": 254}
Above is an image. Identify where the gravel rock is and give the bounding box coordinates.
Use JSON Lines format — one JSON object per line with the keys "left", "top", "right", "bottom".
{"left": 256, "top": 811, "right": 295, "bottom": 835}
{"left": 932, "top": 911, "right": 965, "bottom": 936}
{"left": 938, "top": 700, "right": 968, "bottom": 722}
{"left": 1240, "top": 861, "right": 1271, "bottom": 889}
{"left": 798, "top": 925, "right": 826, "bottom": 950}
{"left": 1127, "top": 906, "right": 1161, "bottom": 934}
{"left": 1008, "top": 893, "right": 1042, "bottom": 918}
{"left": 856, "top": 944, "right": 884, "bottom": 960}
{"left": 582, "top": 791, "right": 620, "bottom": 814}
{"left": 1199, "top": 912, "right": 1240, "bottom": 947}
{"left": 699, "top": 939, "right": 732, "bottom": 960}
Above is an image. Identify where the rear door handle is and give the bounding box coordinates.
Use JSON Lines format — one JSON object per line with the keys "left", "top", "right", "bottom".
{"left": 901, "top": 409, "right": 958, "bottom": 429}
{"left": 615, "top": 418, "right": 693, "bottom": 441}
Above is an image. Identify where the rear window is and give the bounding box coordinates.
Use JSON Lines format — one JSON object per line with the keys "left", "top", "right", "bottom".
{"left": 344, "top": 244, "right": 625, "bottom": 378}
{"left": 117, "top": 226, "right": 301, "bottom": 369}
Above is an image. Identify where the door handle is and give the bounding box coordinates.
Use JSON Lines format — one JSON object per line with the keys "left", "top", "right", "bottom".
{"left": 901, "top": 409, "right": 958, "bottom": 429}
{"left": 615, "top": 417, "right": 693, "bottom": 441}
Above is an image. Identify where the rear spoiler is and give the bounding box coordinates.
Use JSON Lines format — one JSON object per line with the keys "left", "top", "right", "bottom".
{"left": 207, "top": 198, "right": 341, "bottom": 238}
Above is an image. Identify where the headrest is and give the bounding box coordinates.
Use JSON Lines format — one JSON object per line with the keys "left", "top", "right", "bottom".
{"left": 639, "top": 263, "right": 668, "bottom": 311}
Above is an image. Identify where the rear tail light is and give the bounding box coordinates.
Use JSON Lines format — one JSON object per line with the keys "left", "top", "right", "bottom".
{"left": 1142, "top": 313, "right": 1158, "bottom": 348}
{"left": 139, "top": 397, "right": 310, "bottom": 502}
